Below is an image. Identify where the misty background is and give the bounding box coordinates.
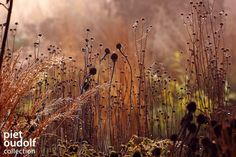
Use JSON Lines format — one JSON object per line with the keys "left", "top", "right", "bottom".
{"left": 1, "top": 0, "right": 236, "bottom": 95}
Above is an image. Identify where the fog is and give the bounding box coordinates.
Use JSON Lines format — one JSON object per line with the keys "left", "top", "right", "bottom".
{"left": 1, "top": 0, "right": 236, "bottom": 92}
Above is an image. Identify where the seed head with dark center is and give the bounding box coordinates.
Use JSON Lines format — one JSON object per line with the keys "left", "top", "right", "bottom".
{"left": 151, "top": 147, "right": 161, "bottom": 157}
{"left": 105, "top": 48, "right": 111, "bottom": 54}
{"left": 89, "top": 67, "right": 97, "bottom": 75}
{"left": 111, "top": 53, "right": 118, "bottom": 62}
{"left": 116, "top": 43, "right": 122, "bottom": 50}
{"left": 170, "top": 134, "right": 178, "bottom": 143}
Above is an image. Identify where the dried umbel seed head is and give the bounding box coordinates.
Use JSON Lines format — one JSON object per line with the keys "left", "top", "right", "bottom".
{"left": 105, "top": 48, "right": 111, "bottom": 54}
{"left": 132, "top": 151, "right": 141, "bottom": 157}
{"left": 187, "top": 101, "right": 197, "bottom": 113}
{"left": 89, "top": 67, "right": 97, "bottom": 75}
{"left": 111, "top": 53, "right": 118, "bottom": 62}
{"left": 170, "top": 134, "right": 178, "bottom": 142}
{"left": 197, "top": 114, "right": 207, "bottom": 125}
{"left": 116, "top": 43, "right": 122, "bottom": 50}
{"left": 151, "top": 147, "right": 161, "bottom": 157}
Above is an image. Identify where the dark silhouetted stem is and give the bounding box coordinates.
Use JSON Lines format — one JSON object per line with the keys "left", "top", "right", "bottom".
{"left": 0, "top": 0, "right": 13, "bottom": 70}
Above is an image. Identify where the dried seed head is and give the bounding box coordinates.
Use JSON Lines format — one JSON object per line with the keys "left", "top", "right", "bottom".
{"left": 187, "top": 101, "right": 197, "bottom": 113}
{"left": 105, "top": 48, "right": 111, "bottom": 54}
{"left": 89, "top": 67, "right": 97, "bottom": 75}
{"left": 116, "top": 43, "right": 122, "bottom": 50}
{"left": 151, "top": 147, "right": 161, "bottom": 157}
{"left": 111, "top": 53, "right": 118, "bottom": 62}
{"left": 170, "top": 134, "right": 178, "bottom": 142}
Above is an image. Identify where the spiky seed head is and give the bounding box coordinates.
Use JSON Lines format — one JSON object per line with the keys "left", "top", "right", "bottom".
{"left": 116, "top": 43, "right": 122, "bottom": 50}
{"left": 187, "top": 101, "right": 197, "bottom": 113}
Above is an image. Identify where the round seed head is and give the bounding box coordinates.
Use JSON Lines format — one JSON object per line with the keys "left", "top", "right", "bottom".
{"left": 132, "top": 151, "right": 141, "bottom": 157}
{"left": 170, "top": 134, "right": 178, "bottom": 142}
{"left": 89, "top": 67, "right": 97, "bottom": 75}
{"left": 105, "top": 48, "right": 111, "bottom": 54}
{"left": 111, "top": 53, "right": 118, "bottom": 62}
{"left": 187, "top": 101, "right": 197, "bottom": 113}
{"left": 151, "top": 147, "right": 161, "bottom": 157}
{"left": 197, "top": 114, "right": 207, "bottom": 125}
{"left": 116, "top": 43, "right": 122, "bottom": 50}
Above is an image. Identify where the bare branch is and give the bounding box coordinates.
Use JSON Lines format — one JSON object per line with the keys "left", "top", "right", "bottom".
{"left": 0, "top": 3, "right": 8, "bottom": 10}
